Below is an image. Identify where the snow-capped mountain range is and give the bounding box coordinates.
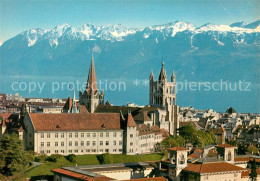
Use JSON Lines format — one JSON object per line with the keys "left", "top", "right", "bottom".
{"left": 3, "top": 20, "right": 259, "bottom": 47}
{"left": 0, "top": 20, "right": 259, "bottom": 113}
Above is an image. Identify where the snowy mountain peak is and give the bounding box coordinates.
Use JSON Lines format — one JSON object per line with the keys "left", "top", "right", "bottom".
{"left": 5, "top": 20, "right": 260, "bottom": 47}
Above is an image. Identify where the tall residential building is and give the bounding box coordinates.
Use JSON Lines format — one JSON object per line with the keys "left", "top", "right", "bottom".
{"left": 79, "top": 54, "right": 104, "bottom": 113}
{"left": 149, "top": 60, "right": 179, "bottom": 135}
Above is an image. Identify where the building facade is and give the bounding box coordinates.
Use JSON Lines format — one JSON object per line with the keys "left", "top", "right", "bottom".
{"left": 23, "top": 113, "right": 124, "bottom": 155}
{"left": 149, "top": 61, "right": 179, "bottom": 135}
{"left": 22, "top": 112, "right": 163, "bottom": 155}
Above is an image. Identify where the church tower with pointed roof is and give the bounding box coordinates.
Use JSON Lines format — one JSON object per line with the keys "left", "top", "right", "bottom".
{"left": 149, "top": 59, "right": 179, "bottom": 135}
{"left": 79, "top": 54, "right": 104, "bottom": 113}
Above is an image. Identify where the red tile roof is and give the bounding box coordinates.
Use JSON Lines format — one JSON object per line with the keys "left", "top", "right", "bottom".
{"left": 0, "top": 113, "right": 11, "bottom": 120}
{"left": 127, "top": 113, "right": 137, "bottom": 127}
{"left": 234, "top": 156, "right": 249, "bottom": 162}
{"left": 183, "top": 162, "right": 246, "bottom": 174}
{"left": 29, "top": 113, "right": 122, "bottom": 131}
{"left": 188, "top": 149, "right": 203, "bottom": 159}
{"left": 168, "top": 146, "right": 189, "bottom": 152}
{"left": 215, "top": 144, "right": 236, "bottom": 148}
{"left": 52, "top": 168, "right": 114, "bottom": 180}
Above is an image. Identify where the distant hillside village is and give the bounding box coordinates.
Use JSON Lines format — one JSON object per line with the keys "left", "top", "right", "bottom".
{"left": 0, "top": 56, "right": 260, "bottom": 180}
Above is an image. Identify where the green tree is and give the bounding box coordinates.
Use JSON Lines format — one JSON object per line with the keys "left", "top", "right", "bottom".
{"left": 160, "top": 135, "right": 185, "bottom": 150}
{"left": 97, "top": 153, "right": 113, "bottom": 164}
{"left": 250, "top": 159, "right": 257, "bottom": 181}
{"left": 0, "top": 133, "right": 31, "bottom": 176}
{"left": 237, "top": 144, "right": 247, "bottom": 155}
{"left": 227, "top": 140, "right": 238, "bottom": 146}
{"left": 247, "top": 146, "right": 258, "bottom": 155}
{"left": 179, "top": 124, "right": 215, "bottom": 147}
{"left": 179, "top": 123, "right": 196, "bottom": 140}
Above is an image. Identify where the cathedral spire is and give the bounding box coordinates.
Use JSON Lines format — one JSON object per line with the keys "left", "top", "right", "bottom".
{"left": 149, "top": 69, "right": 154, "bottom": 81}
{"left": 158, "top": 57, "right": 167, "bottom": 82}
{"left": 86, "top": 53, "right": 98, "bottom": 94}
{"left": 71, "top": 89, "right": 78, "bottom": 113}
{"left": 171, "top": 70, "right": 175, "bottom": 82}
{"left": 73, "top": 89, "right": 76, "bottom": 101}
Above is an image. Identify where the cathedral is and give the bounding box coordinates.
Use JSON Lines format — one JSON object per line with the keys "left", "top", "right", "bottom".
{"left": 79, "top": 54, "right": 104, "bottom": 113}
{"left": 149, "top": 61, "right": 179, "bottom": 135}
{"left": 64, "top": 55, "right": 179, "bottom": 136}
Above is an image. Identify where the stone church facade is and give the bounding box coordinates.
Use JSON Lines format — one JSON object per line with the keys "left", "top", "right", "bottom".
{"left": 149, "top": 61, "right": 179, "bottom": 135}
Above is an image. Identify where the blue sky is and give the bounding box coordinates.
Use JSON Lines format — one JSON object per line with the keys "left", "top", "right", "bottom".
{"left": 0, "top": 0, "right": 259, "bottom": 43}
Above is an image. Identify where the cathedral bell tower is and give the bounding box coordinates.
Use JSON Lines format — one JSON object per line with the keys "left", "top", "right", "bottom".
{"left": 149, "top": 59, "right": 179, "bottom": 135}
{"left": 79, "top": 54, "right": 104, "bottom": 113}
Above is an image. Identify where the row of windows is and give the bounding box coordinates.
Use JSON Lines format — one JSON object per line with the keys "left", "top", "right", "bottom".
{"left": 40, "top": 132, "right": 122, "bottom": 138}
{"left": 40, "top": 149, "right": 123, "bottom": 154}
{"left": 40, "top": 140, "right": 123, "bottom": 147}
{"left": 139, "top": 134, "right": 161, "bottom": 140}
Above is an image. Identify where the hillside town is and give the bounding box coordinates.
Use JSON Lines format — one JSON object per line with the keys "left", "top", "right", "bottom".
{"left": 0, "top": 56, "right": 259, "bottom": 180}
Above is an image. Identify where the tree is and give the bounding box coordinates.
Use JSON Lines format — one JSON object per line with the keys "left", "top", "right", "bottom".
{"left": 0, "top": 133, "right": 31, "bottom": 176}
{"left": 179, "top": 123, "right": 216, "bottom": 147}
{"left": 247, "top": 146, "right": 258, "bottom": 155}
{"left": 160, "top": 135, "right": 185, "bottom": 150}
{"left": 227, "top": 140, "right": 238, "bottom": 146}
{"left": 66, "top": 154, "right": 77, "bottom": 163}
{"left": 250, "top": 159, "right": 257, "bottom": 181}
{"left": 179, "top": 123, "right": 196, "bottom": 140}
{"left": 97, "top": 153, "right": 113, "bottom": 164}
{"left": 237, "top": 144, "right": 247, "bottom": 155}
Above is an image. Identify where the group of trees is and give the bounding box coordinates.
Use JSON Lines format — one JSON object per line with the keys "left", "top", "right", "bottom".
{"left": 179, "top": 123, "right": 216, "bottom": 147}
{"left": 161, "top": 123, "right": 216, "bottom": 150}
{"left": 0, "top": 134, "right": 33, "bottom": 176}
{"left": 228, "top": 141, "right": 259, "bottom": 155}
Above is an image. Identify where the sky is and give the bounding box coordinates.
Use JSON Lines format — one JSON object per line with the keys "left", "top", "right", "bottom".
{"left": 0, "top": 0, "right": 259, "bottom": 43}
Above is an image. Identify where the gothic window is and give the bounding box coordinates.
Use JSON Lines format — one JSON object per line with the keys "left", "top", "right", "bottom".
{"left": 172, "top": 98, "right": 175, "bottom": 105}
{"left": 170, "top": 97, "right": 172, "bottom": 105}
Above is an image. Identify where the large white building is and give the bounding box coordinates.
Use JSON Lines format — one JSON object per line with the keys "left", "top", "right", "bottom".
{"left": 22, "top": 112, "right": 164, "bottom": 155}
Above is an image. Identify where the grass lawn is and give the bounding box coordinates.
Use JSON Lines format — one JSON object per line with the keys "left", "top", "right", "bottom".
{"left": 22, "top": 153, "right": 164, "bottom": 179}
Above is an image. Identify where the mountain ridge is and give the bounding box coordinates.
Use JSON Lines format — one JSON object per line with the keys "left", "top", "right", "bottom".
{"left": 2, "top": 20, "right": 259, "bottom": 47}
{"left": 0, "top": 20, "right": 259, "bottom": 113}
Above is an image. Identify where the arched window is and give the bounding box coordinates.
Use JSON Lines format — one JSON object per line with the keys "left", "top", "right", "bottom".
{"left": 172, "top": 98, "right": 175, "bottom": 105}
{"left": 179, "top": 154, "right": 185, "bottom": 164}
